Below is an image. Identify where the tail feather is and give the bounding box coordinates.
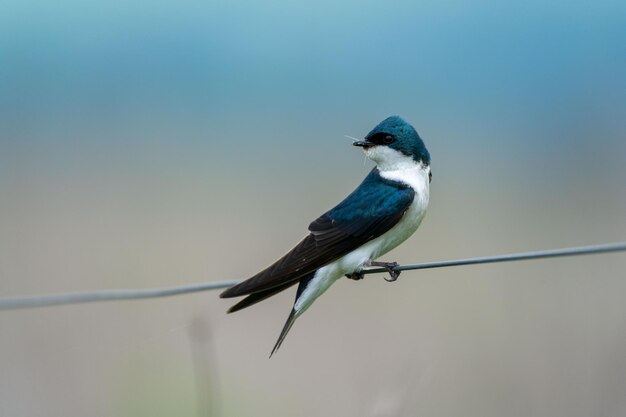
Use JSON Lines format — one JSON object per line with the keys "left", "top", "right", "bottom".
{"left": 268, "top": 274, "right": 315, "bottom": 357}
{"left": 270, "top": 309, "right": 297, "bottom": 358}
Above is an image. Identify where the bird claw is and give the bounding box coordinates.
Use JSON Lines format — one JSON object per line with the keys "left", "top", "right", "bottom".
{"left": 382, "top": 262, "right": 401, "bottom": 282}
{"left": 367, "top": 261, "right": 400, "bottom": 282}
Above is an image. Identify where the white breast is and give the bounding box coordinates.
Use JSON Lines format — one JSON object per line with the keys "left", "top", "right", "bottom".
{"left": 362, "top": 145, "right": 430, "bottom": 257}
{"left": 367, "top": 163, "right": 430, "bottom": 258}
{"left": 334, "top": 160, "right": 430, "bottom": 273}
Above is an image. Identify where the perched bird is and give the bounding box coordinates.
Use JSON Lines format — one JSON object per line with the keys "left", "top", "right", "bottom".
{"left": 220, "top": 116, "right": 432, "bottom": 356}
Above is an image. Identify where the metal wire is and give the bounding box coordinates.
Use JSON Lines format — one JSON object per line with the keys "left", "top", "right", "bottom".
{"left": 0, "top": 280, "right": 240, "bottom": 310}
{"left": 1, "top": 241, "right": 625, "bottom": 311}
{"left": 362, "top": 241, "right": 626, "bottom": 273}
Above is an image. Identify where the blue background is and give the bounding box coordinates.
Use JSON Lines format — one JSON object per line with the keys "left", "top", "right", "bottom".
{"left": 1, "top": 1, "right": 626, "bottom": 416}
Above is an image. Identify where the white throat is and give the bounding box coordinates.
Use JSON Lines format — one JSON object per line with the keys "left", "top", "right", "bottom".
{"left": 364, "top": 146, "right": 421, "bottom": 171}
{"left": 364, "top": 146, "right": 430, "bottom": 191}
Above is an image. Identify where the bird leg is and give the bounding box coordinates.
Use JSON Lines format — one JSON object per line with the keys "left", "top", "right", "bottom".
{"left": 345, "top": 270, "right": 364, "bottom": 280}
{"left": 368, "top": 261, "right": 401, "bottom": 282}
{"left": 345, "top": 261, "right": 401, "bottom": 282}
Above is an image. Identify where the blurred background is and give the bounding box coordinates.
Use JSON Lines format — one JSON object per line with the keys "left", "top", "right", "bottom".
{"left": 1, "top": 0, "right": 626, "bottom": 416}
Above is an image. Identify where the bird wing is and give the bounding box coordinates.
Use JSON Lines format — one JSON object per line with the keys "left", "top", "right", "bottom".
{"left": 220, "top": 169, "right": 415, "bottom": 298}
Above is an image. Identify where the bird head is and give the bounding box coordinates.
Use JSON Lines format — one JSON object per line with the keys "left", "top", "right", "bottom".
{"left": 353, "top": 116, "right": 431, "bottom": 171}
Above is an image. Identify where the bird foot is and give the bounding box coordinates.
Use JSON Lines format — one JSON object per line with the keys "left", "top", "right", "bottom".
{"left": 345, "top": 271, "right": 364, "bottom": 280}
{"left": 369, "top": 261, "right": 401, "bottom": 282}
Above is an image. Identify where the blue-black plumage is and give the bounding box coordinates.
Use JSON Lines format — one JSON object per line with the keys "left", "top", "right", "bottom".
{"left": 220, "top": 116, "right": 432, "bottom": 356}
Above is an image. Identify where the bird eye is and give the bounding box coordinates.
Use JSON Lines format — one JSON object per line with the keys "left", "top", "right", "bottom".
{"left": 367, "top": 133, "right": 395, "bottom": 145}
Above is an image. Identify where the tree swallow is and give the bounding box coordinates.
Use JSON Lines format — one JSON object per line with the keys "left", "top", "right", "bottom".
{"left": 220, "top": 116, "right": 432, "bottom": 356}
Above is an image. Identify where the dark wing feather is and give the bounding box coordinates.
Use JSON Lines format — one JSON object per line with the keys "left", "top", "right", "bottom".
{"left": 220, "top": 169, "right": 414, "bottom": 298}
{"left": 226, "top": 280, "right": 299, "bottom": 313}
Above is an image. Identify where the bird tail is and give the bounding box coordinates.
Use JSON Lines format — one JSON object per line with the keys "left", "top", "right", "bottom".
{"left": 268, "top": 273, "right": 315, "bottom": 357}
{"left": 270, "top": 309, "right": 297, "bottom": 358}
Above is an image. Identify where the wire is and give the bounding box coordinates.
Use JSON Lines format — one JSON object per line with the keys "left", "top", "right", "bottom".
{"left": 0, "top": 280, "right": 240, "bottom": 311}
{"left": 1, "top": 241, "right": 625, "bottom": 311}
{"left": 362, "top": 241, "right": 626, "bottom": 273}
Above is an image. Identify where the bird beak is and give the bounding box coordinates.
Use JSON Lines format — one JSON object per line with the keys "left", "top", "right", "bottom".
{"left": 352, "top": 140, "right": 374, "bottom": 148}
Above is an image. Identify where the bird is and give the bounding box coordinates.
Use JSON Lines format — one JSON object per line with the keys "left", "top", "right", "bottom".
{"left": 220, "top": 115, "right": 432, "bottom": 356}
